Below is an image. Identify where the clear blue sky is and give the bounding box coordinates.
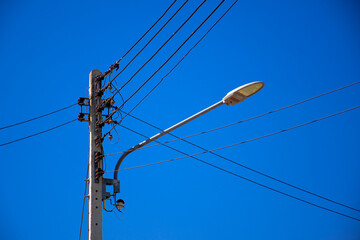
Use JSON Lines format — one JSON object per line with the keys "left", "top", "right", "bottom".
{"left": 1, "top": 0, "right": 360, "bottom": 239}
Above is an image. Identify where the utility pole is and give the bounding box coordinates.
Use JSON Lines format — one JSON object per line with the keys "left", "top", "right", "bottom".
{"left": 88, "top": 69, "right": 104, "bottom": 240}
{"left": 78, "top": 66, "right": 121, "bottom": 239}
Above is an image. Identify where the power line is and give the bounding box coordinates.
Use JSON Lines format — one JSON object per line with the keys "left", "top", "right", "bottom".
{"left": 97, "top": 0, "right": 179, "bottom": 81}
{"left": 107, "top": 105, "right": 360, "bottom": 170}
{"left": 110, "top": 123, "right": 360, "bottom": 222}
{"left": 189, "top": 156, "right": 360, "bottom": 222}
{"left": 115, "top": 0, "right": 178, "bottom": 64}
{"left": 119, "top": 0, "right": 239, "bottom": 123}
{"left": 114, "top": 110, "right": 360, "bottom": 213}
{"left": 104, "top": 0, "right": 226, "bottom": 137}
{"left": 105, "top": 0, "right": 206, "bottom": 107}
{"left": 115, "top": 0, "right": 225, "bottom": 110}
{"left": 0, "top": 103, "right": 77, "bottom": 131}
{"left": 199, "top": 105, "right": 360, "bottom": 153}
{"left": 0, "top": 119, "right": 77, "bottom": 147}
{"left": 106, "top": 0, "right": 189, "bottom": 90}
{"left": 107, "top": 80, "right": 360, "bottom": 154}
{"left": 79, "top": 163, "right": 89, "bottom": 240}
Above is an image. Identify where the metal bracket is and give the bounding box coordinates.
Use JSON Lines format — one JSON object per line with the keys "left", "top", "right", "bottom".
{"left": 78, "top": 97, "right": 90, "bottom": 106}
{"left": 102, "top": 178, "right": 120, "bottom": 200}
{"left": 78, "top": 97, "right": 90, "bottom": 122}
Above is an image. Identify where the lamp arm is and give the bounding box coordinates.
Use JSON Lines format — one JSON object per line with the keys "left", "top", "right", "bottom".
{"left": 113, "top": 100, "right": 224, "bottom": 180}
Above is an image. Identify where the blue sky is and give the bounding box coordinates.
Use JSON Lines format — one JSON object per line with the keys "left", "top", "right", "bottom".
{"left": 1, "top": 0, "right": 360, "bottom": 239}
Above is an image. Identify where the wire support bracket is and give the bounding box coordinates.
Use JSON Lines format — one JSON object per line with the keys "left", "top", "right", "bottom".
{"left": 102, "top": 178, "right": 120, "bottom": 201}
{"left": 78, "top": 97, "right": 90, "bottom": 122}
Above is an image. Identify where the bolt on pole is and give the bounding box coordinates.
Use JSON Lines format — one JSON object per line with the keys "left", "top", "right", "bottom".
{"left": 88, "top": 69, "right": 104, "bottom": 240}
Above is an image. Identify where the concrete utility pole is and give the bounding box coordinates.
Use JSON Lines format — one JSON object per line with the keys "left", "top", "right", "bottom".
{"left": 88, "top": 69, "right": 104, "bottom": 240}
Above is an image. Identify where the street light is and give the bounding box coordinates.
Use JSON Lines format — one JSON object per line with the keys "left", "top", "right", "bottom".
{"left": 112, "top": 81, "right": 264, "bottom": 201}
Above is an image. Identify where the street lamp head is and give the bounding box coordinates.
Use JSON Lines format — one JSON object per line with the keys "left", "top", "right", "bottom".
{"left": 116, "top": 199, "right": 125, "bottom": 211}
{"left": 222, "top": 81, "right": 264, "bottom": 105}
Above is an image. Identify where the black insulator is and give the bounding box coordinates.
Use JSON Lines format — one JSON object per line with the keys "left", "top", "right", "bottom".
{"left": 103, "top": 99, "right": 112, "bottom": 108}
{"left": 96, "top": 105, "right": 105, "bottom": 113}
{"left": 78, "top": 113, "right": 85, "bottom": 121}
{"left": 95, "top": 168, "right": 104, "bottom": 178}
{"left": 96, "top": 121, "right": 105, "bottom": 128}
{"left": 96, "top": 75, "right": 104, "bottom": 82}
{"left": 78, "top": 97, "right": 86, "bottom": 106}
{"left": 95, "top": 152, "right": 103, "bottom": 163}
{"left": 95, "top": 90, "right": 104, "bottom": 97}
{"left": 94, "top": 136, "right": 104, "bottom": 146}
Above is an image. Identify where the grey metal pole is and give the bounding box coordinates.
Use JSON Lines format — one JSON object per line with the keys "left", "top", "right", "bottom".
{"left": 114, "top": 100, "right": 224, "bottom": 180}
{"left": 88, "top": 70, "right": 103, "bottom": 240}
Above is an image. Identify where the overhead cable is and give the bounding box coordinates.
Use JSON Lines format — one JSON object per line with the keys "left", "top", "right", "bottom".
{"left": 106, "top": 0, "right": 206, "bottom": 105}
{"left": 107, "top": 80, "right": 360, "bottom": 153}
{"left": 104, "top": 0, "right": 226, "bottom": 137}
{"left": 107, "top": 105, "right": 360, "bottom": 167}
{"left": 0, "top": 103, "right": 77, "bottom": 131}
{"left": 114, "top": 109, "right": 360, "bottom": 213}
{"left": 115, "top": 0, "right": 225, "bottom": 111}
{"left": 99, "top": 0, "right": 178, "bottom": 80}
{"left": 119, "top": 0, "right": 239, "bottom": 122}
{"left": 0, "top": 119, "right": 77, "bottom": 147}
{"left": 111, "top": 123, "right": 360, "bottom": 222}
{"left": 79, "top": 164, "right": 89, "bottom": 240}
{"left": 116, "top": 0, "right": 178, "bottom": 64}
{"left": 106, "top": 0, "right": 189, "bottom": 89}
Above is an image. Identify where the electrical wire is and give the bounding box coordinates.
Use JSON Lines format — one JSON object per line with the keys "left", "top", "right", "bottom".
{"left": 104, "top": 0, "right": 226, "bottom": 137}
{"left": 106, "top": 0, "right": 189, "bottom": 89}
{"left": 0, "top": 103, "right": 77, "bottom": 131}
{"left": 103, "top": 205, "right": 115, "bottom": 213}
{"left": 113, "top": 210, "right": 125, "bottom": 221}
{"left": 107, "top": 105, "right": 360, "bottom": 171}
{"left": 110, "top": 123, "right": 360, "bottom": 222}
{"left": 119, "top": 0, "right": 239, "bottom": 122}
{"left": 109, "top": 125, "right": 120, "bottom": 145}
{"left": 128, "top": 112, "right": 360, "bottom": 213}
{"left": 105, "top": 0, "right": 208, "bottom": 111}
{"left": 106, "top": 80, "right": 360, "bottom": 154}
{"left": 79, "top": 163, "right": 89, "bottom": 240}
{"left": 0, "top": 119, "right": 77, "bottom": 147}
{"left": 116, "top": 0, "right": 178, "bottom": 64}
{"left": 108, "top": 78, "right": 125, "bottom": 114}
{"left": 98, "top": 0, "right": 178, "bottom": 80}
{"left": 102, "top": 144, "right": 108, "bottom": 172}
{"left": 116, "top": 0, "right": 224, "bottom": 108}
{"left": 79, "top": 4, "right": 180, "bottom": 231}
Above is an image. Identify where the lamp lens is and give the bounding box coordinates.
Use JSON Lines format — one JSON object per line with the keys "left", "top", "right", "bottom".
{"left": 238, "top": 82, "right": 263, "bottom": 97}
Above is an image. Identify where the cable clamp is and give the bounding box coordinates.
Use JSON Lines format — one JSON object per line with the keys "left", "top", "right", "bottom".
{"left": 109, "top": 62, "right": 119, "bottom": 72}
{"left": 95, "top": 75, "right": 104, "bottom": 82}
{"left": 103, "top": 98, "right": 115, "bottom": 108}
{"left": 95, "top": 89, "right": 104, "bottom": 98}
